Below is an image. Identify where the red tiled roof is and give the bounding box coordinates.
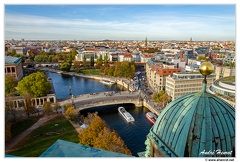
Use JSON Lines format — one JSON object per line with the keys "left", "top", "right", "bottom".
{"left": 124, "top": 53, "right": 133, "bottom": 58}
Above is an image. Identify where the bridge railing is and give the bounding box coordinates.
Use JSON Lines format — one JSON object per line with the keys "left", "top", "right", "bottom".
{"left": 75, "top": 98, "right": 141, "bottom": 110}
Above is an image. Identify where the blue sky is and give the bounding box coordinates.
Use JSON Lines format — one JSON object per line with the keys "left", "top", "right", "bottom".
{"left": 4, "top": 4, "right": 236, "bottom": 41}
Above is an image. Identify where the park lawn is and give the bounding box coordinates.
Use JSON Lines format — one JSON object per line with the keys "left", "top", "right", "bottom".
{"left": 11, "top": 114, "right": 43, "bottom": 138}
{"left": 8, "top": 114, "right": 79, "bottom": 157}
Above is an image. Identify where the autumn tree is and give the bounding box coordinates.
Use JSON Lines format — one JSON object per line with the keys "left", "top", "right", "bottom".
{"left": 152, "top": 90, "right": 170, "bottom": 108}
{"left": 78, "top": 113, "right": 132, "bottom": 155}
{"left": 52, "top": 102, "right": 61, "bottom": 113}
{"left": 65, "top": 106, "right": 77, "bottom": 121}
{"left": 43, "top": 101, "right": 53, "bottom": 115}
{"left": 5, "top": 75, "right": 18, "bottom": 96}
{"left": 17, "top": 72, "right": 52, "bottom": 97}
{"left": 73, "top": 60, "right": 81, "bottom": 72}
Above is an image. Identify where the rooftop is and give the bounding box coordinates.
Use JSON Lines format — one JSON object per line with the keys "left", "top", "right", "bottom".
{"left": 5, "top": 56, "right": 22, "bottom": 65}
{"left": 40, "top": 139, "right": 133, "bottom": 157}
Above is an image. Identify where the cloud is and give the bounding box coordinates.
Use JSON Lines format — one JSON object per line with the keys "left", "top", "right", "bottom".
{"left": 4, "top": 10, "right": 235, "bottom": 40}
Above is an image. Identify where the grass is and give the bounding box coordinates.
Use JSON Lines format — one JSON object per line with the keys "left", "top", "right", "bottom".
{"left": 8, "top": 114, "right": 79, "bottom": 157}
{"left": 220, "top": 76, "right": 235, "bottom": 83}
{"left": 11, "top": 115, "right": 43, "bottom": 138}
{"left": 82, "top": 69, "right": 100, "bottom": 75}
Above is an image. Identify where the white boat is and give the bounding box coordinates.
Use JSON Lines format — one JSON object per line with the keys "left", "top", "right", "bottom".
{"left": 100, "top": 80, "right": 116, "bottom": 85}
{"left": 118, "top": 107, "right": 135, "bottom": 122}
{"left": 146, "top": 112, "right": 157, "bottom": 124}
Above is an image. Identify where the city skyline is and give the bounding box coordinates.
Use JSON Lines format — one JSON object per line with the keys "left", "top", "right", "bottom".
{"left": 4, "top": 4, "right": 236, "bottom": 41}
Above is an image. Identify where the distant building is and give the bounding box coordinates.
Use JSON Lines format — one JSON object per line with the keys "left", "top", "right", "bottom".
{"left": 123, "top": 52, "right": 133, "bottom": 62}
{"left": 214, "top": 66, "right": 235, "bottom": 80}
{"left": 9, "top": 46, "right": 25, "bottom": 55}
{"left": 185, "top": 64, "right": 199, "bottom": 72}
{"left": 146, "top": 59, "right": 181, "bottom": 92}
{"left": 166, "top": 72, "right": 215, "bottom": 100}
{"left": 223, "top": 54, "right": 235, "bottom": 64}
{"left": 75, "top": 50, "right": 96, "bottom": 61}
{"left": 5, "top": 56, "right": 24, "bottom": 80}
{"left": 141, "top": 53, "right": 154, "bottom": 63}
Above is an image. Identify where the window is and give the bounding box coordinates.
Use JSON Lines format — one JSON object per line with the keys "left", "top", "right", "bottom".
{"left": 7, "top": 67, "right": 11, "bottom": 73}
{"left": 11, "top": 67, "right": 15, "bottom": 73}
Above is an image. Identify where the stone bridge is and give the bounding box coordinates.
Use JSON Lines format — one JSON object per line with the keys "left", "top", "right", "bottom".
{"left": 59, "top": 91, "right": 160, "bottom": 115}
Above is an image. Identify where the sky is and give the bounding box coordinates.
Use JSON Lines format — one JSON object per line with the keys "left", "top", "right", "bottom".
{"left": 4, "top": 4, "right": 236, "bottom": 41}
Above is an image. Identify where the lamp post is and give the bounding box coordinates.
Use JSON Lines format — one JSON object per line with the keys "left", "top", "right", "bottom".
{"left": 69, "top": 86, "right": 75, "bottom": 108}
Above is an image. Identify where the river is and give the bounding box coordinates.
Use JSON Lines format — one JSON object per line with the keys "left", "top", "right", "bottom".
{"left": 45, "top": 71, "right": 152, "bottom": 157}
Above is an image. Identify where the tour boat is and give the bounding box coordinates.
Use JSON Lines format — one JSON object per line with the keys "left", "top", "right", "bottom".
{"left": 100, "top": 79, "right": 116, "bottom": 85}
{"left": 146, "top": 112, "right": 157, "bottom": 124}
{"left": 118, "top": 107, "right": 135, "bottom": 122}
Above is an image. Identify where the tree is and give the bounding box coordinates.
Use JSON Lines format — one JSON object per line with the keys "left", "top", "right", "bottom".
{"left": 43, "top": 101, "right": 53, "bottom": 115}
{"left": 103, "top": 53, "right": 109, "bottom": 64}
{"left": 78, "top": 113, "right": 132, "bottom": 155}
{"left": 65, "top": 106, "right": 76, "bottom": 121}
{"left": 90, "top": 55, "right": 94, "bottom": 67}
{"left": 5, "top": 75, "right": 18, "bottom": 96}
{"left": 5, "top": 98, "right": 17, "bottom": 123}
{"left": 48, "top": 55, "right": 53, "bottom": 62}
{"left": 152, "top": 91, "right": 170, "bottom": 108}
{"left": 23, "top": 93, "right": 35, "bottom": 118}
{"left": 83, "top": 54, "right": 87, "bottom": 69}
{"left": 229, "top": 62, "right": 235, "bottom": 69}
{"left": 60, "top": 61, "right": 71, "bottom": 72}
{"left": 53, "top": 102, "right": 61, "bottom": 113}
{"left": 96, "top": 54, "right": 103, "bottom": 69}
{"left": 17, "top": 72, "right": 52, "bottom": 97}
{"left": 197, "top": 56, "right": 206, "bottom": 61}
{"left": 73, "top": 60, "right": 81, "bottom": 72}
{"left": 7, "top": 49, "right": 16, "bottom": 56}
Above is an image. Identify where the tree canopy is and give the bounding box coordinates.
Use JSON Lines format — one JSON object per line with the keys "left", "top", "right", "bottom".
{"left": 60, "top": 61, "right": 71, "bottom": 72}
{"left": 152, "top": 90, "right": 170, "bottom": 107}
{"left": 5, "top": 75, "right": 18, "bottom": 95}
{"left": 79, "top": 112, "right": 132, "bottom": 155}
{"left": 103, "top": 61, "right": 136, "bottom": 78}
{"left": 17, "top": 72, "right": 52, "bottom": 97}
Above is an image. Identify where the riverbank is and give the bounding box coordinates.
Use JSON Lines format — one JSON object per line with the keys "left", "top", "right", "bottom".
{"left": 37, "top": 67, "right": 162, "bottom": 115}
{"left": 37, "top": 67, "right": 135, "bottom": 92}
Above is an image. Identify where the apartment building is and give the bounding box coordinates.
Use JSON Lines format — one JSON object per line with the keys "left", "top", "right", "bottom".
{"left": 146, "top": 59, "right": 181, "bottom": 92}
{"left": 165, "top": 73, "right": 215, "bottom": 100}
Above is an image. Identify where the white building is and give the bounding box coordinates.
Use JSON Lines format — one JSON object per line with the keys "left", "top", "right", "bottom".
{"left": 75, "top": 51, "right": 96, "bottom": 61}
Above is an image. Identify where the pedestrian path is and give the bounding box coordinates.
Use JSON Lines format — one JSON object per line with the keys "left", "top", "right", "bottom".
{"left": 5, "top": 114, "right": 59, "bottom": 154}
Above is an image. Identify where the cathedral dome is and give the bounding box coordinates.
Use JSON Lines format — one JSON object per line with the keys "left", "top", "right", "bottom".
{"left": 145, "top": 62, "right": 235, "bottom": 157}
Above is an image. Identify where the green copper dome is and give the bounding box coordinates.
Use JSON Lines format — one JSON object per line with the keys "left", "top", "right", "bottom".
{"left": 145, "top": 83, "right": 235, "bottom": 157}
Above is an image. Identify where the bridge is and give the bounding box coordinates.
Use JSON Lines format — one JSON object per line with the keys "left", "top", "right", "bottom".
{"left": 59, "top": 91, "right": 140, "bottom": 110}
{"left": 59, "top": 91, "right": 161, "bottom": 115}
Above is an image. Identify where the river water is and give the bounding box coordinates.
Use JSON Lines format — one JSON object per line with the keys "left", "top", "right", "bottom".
{"left": 45, "top": 71, "right": 153, "bottom": 157}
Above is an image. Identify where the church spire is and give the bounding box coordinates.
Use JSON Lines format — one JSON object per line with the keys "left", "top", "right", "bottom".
{"left": 145, "top": 36, "right": 148, "bottom": 47}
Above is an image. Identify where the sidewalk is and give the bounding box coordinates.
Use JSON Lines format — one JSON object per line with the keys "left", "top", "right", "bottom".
{"left": 5, "top": 114, "right": 59, "bottom": 154}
